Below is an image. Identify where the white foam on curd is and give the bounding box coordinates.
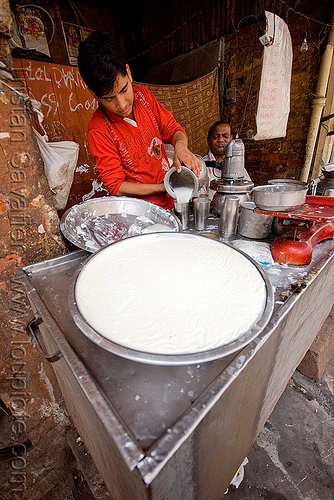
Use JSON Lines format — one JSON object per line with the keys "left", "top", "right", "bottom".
{"left": 174, "top": 186, "right": 193, "bottom": 203}
{"left": 75, "top": 234, "right": 267, "bottom": 355}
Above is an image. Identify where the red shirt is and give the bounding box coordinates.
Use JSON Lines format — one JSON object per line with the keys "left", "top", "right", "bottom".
{"left": 87, "top": 85, "right": 186, "bottom": 209}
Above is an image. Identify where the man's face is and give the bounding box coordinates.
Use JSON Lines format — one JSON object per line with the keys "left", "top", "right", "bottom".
{"left": 97, "top": 65, "right": 134, "bottom": 119}
{"left": 208, "top": 123, "right": 233, "bottom": 159}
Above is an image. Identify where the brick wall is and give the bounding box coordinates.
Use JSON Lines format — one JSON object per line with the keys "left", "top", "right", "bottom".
{"left": 0, "top": 51, "right": 69, "bottom": 497}
{"left": 222, "top": 11, "right": 327, "bottom": 186}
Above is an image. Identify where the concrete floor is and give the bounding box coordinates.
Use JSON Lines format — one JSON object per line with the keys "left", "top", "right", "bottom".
{"left": 225, "top": 354, "right": 334, "bottom": 500}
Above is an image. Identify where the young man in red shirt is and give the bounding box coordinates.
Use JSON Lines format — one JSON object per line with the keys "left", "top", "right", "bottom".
{"left": 78, "top": 31, "right": 201, "bottom": 209}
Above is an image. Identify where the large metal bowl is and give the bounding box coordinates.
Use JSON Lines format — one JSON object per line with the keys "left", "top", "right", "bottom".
{"left": 60, "top": 196, "right": 180, "bottom": 252}
{"left": 253, "top": 183, "right": 307, "bottom": 211}
{"left": 268, "top": 178, "right": 308, "bottom": 187}
{"left": 69, "top": 233, "right": 274, "bottom": 365}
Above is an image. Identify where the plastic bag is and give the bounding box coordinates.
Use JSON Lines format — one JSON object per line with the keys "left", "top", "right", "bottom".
{"left": 33, "top": 127, "right": 79, "bottom": 210}
{"left": 232, "top": 240, "right": 274, "bottom": 266}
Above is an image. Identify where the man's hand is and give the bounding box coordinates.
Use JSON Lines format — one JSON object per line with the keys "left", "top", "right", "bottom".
{"left": 172, "top": 131, "right": 202, "bottom": 177}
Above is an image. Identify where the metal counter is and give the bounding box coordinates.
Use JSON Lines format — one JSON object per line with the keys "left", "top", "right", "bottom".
{"left": 17, "top": 227, "right": 334, "bottom": 500}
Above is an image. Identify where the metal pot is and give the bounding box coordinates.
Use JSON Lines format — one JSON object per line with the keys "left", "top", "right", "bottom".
{"left": 238, "top": 201, "right": 274, "bottom": 239}
{"left": 69, "top": 233, "right": 274, "bottom": 365}
{"left": 164, "top": 155, "right": 208, "bottom": 199}
{"left": 253, "top": 183, "right": 308, "bottom": 211}
{"left": 322, "top": 164, "right": 334, "bottom": 179}
{"left": 211, "top": 190, "right": 251, "bottom": 216}
{"left": 314, "top": 176, "right": 334, "bottom": 195}
{"left": 323, "top": 188, "right": 334, "bottom": 197}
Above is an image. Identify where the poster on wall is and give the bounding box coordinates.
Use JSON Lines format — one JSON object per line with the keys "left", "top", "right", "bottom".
{"left": 61, "top": 23, "right": 94, "bottom": 65}
{"left": 81, "top": 27, "right": 94, "bottom": 42}
{"left": 254, "top": 12, "right": 293, "bottom": 140}
{"left": 61, "top": 22, "right": 82, "bottom": 65}
{"left": 16, "top": 5, "right": 51, "bottom": 57}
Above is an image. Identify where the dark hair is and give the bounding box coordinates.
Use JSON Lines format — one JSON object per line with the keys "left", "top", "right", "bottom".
{"left": 78, "top": 31, "right": 127, "bottom": 98}
{"left": 207, "top": 121, "right": 232, "bottom": 139}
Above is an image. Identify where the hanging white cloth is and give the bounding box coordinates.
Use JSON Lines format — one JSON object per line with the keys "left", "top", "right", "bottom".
{"left": 254, "top": 12, "right": 293, "bottom": 140}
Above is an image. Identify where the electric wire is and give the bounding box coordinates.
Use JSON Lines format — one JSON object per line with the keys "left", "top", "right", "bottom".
{"left": 67, "top": 0, "right": 91, "bottom": 29}
{"left": 128, "top": 2, "right": 333, "bottom": 63}
{"left": 276, "top": 0, "right": 334, "bottom": 27}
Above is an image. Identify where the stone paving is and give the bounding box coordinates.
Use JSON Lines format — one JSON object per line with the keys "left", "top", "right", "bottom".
{"left": 225, "top": 354, "right": 334, "bottom": 500}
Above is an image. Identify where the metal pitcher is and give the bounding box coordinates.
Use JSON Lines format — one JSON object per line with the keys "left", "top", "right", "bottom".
{"left": 164, "top": 154, "right": 208, "bottom": 199}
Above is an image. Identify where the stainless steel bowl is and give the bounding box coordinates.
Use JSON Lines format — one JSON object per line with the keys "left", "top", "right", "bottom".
{"left": 268, "top": 178, "right": 308, "bottom": 187}
{"left": 253, "top": 183, "right": 307, "bottom": 211}
{"left": 69, "top": 233, "right": 274, "bottom": 365}
{"left": 60, "top": 196, "right": 181, "bottom": 252}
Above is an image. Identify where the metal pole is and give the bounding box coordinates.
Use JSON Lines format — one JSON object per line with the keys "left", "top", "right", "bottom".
{"left": 218, "top": 37, "right": 225, "bottom": 119}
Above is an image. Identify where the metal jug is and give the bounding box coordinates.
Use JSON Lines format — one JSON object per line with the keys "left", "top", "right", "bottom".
{"left": 164, "top": 154, "right": 208, "bottom": 199}
{"left": 211, "top": 190, "right": 251, "bottom": 216}
{"left": 223, "top": 139, "right": 245, "bottom": 179}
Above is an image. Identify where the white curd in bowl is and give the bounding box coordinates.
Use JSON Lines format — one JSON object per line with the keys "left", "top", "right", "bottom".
{"left": 75, "top": 234, "right": 267, "bottom": 355}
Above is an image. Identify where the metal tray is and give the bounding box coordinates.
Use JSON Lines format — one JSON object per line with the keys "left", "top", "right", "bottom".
{"left": 60, "top": 196, "right": 180, "bottom": 252}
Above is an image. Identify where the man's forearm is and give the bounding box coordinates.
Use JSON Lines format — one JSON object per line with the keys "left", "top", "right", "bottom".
{"left": 172, "top": 130, "right": 188, "bottom": 149}
{"left": 172, "top": 131, "right": 201, "bottom": 176}
{"left": 115, "top": 181, "right": 166, "bottom": 197}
